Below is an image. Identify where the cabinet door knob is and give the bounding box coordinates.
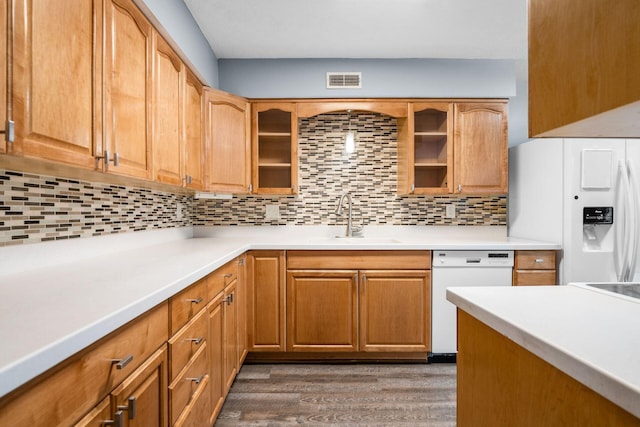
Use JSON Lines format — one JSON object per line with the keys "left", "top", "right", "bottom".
{"left": 535, "top": 258, "right": 544, "bottom": 263}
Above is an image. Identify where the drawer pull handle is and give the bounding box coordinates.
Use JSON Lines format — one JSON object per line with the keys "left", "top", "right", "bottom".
{"left": 112, "top": 354, "right": 133, "bottom": 370}
{"left": 114, "top": 410, "right": 124, "bottom": 427}
{"left": 187, "top": 297, "right": 203, "bottom": 304}
{"left": 117, "top": 396, "right": 136, "bottom": 419}
{"left": 535, "top": 258, "right": 544, "bottom": 263}
{"left": 186, "top": 374, "right": 205, "bottom": 384}
{"left": 224, "top": 273, "right": 233, "bottom": 278}
{"left": 187, "top": 337, "right": 204, "bottom": 345}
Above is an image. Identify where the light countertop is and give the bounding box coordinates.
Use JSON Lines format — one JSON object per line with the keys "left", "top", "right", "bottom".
{"left": 446, "top": 284, "right": 640, "bottom": 419}
{"left": 0, "top": 225, "right": 558, "bottom": 397}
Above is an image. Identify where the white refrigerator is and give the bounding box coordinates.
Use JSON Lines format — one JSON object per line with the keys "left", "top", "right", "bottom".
{"left": 509, "top": 138, "right": 640, "bottom": 284}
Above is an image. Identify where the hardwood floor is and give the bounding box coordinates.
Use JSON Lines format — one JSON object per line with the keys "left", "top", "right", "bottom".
{"left": 215, "top": 363, "right": 456, "bottom": 426}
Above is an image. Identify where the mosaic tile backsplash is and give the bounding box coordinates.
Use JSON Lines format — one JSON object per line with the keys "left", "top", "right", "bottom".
{"left": 0, "top": 170, "right": 192, "bottom": 246}
{"left": 194, "top": 112, "right": 506, "bottom": 227}
{"left": 1, "top": 112, "right": 506, "bottom": 246}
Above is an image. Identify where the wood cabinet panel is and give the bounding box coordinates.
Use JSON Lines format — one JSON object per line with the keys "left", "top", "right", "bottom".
{"left": 168, "top": 307, "right": 208, "bottom": 382}
{"left": 287, "top": 250, "right": 431, "bottom": 270}
{"left": 169, "top": 277, "right": 207, "bottom": 335}
{"left": 204, "top": 88, "right": 251, "bottom": 193}
{"left": 513, "top": 250, "right": 557, "bottom": 286}
{"left": 0, "top": 303, "right": 168, "bottom": 427}
{"left": 73, "top": 397, "right": 112, "bottom": 427}
{"left": 152, "top": 33, "right": 182, "bottom": 186}
{"left": 222, "top": 279, "right": 238, "bottom": 392}
{"left": 168, "top": 343, "right": 208, "bottom": 425}
{"left": 111, "top": 345, "right": 168, "bottom": 427}
{"left": 207, "top": 292, "right": 225, "bottom": 424}
{"left": 236, "top": 255, "right": 248, "bottom": 365}
{"left": 252, "top": 102, "right": 298, "bottom": 194}
{"left": 286, "top": 270, "right": 359, "bottom": 352}
{"left": 359, "top": 270, "right": 430, "bottom": 352}
{"left": 104, "top": 0, "right": 152, "bottom": 179}
{"left": 529, "top": 0, "right": 640, "bottom": 137}
{"left": 207, "top": 258, "right": 238, "bottom": 302}
{"left": 514, "top": 250, "right": 556, "bottom": 270}
{"left": 454, "top": 102, "right": 508, "bottom": 194}
{"left": 1, "top": 1, "right": 7, "bottom": 154}
{"left": 12, "top": 0, "right": 101, "bottom": 167}
{"left": 513, "top": 270, "right": 557, "bottom": 286}
{"left": 247, "top": 251, "right": 286, "bottom": 351}
{"left": 183, "top": 69, "right": 204, "bottom": 190}
{"left": 173, "top": 373, "right": 210, "bottom": 427}
{"left": 457, "top": 309, "right": 640, "bottom": 426}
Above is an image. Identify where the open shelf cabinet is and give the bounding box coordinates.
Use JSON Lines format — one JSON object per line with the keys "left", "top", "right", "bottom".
{"left": 398, "top": 102, "right": 453, "bottom": 194}
{"left": 252, "top": 103, "right": 298, "bottom": 194}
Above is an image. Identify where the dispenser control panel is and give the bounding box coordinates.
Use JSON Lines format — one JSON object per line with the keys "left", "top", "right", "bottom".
{"left": 583, "top": 207, "right": 613, "bottom": 224}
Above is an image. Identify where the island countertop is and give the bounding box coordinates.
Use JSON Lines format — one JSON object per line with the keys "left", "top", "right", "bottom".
{"left": 446, "top": 284, "right": 640, "bottom": 419}
{"left": 0, "top": 225, "right": 558, "bottom": 398}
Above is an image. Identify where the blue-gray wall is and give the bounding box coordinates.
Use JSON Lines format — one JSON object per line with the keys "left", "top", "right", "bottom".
{"left": 136, "top": 0, "right": 219, "bottom": 87}
{"left": 219, "top": 58, "right": 528, "bottom": 145}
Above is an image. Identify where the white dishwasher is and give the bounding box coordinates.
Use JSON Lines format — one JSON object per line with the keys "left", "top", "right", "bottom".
{"left": 430, "top": 250, "right": 514, "bottom": 361}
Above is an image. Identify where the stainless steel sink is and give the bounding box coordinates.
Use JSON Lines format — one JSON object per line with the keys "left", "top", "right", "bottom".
{"left": 584, "top": 283, "right": 640, "bottom": 299}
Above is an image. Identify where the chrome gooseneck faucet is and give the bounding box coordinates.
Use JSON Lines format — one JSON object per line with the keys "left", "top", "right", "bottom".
{"left": 335, "top": 192, "right": 362, "bottom": 237}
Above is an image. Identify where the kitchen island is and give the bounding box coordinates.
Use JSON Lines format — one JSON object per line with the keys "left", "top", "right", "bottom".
{"left": 447, "top": 284, "right": 640, "bottom": 426}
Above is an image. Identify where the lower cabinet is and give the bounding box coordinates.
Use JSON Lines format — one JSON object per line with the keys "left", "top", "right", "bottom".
{"left": 110, "top": 346, "right": 168, "bottom": 427}
{"left": 286, "top": 270, "right": 359, "bottom": 352}
{"left": 513, "top": 250, "right": 557, "bottom": 285}
{"left": 359, "top": 270, "right": 431, "bottom": 352}
{"left": 247, "top": 251, "right": 286, "bottom": 352}
{"left": 207, "top": 292, "right": 226, "bottom": 424}
{"left": 0, "top": 303, "right": 168, "bottom": 427}
{"left": 283, "top": 250, "right": 432, "bottom": 356}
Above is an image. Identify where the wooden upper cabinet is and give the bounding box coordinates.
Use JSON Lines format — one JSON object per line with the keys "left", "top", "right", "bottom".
{"left": 152, "top": 33, "right": 183, "bottom": 186}
{"left": 1, "top": 1, "right": 7, "bottom": 154}
{"left": 398, "top": 102, "right": 454, "bottom": 195}
{"left": 453, "top": 102, "right": 508, "bottom": 194}
{"left": 252, "top": 102, "right": 298, "bottom": 194}
{"left": 529, "top": 0, "right": 640, "bottom": 137}
{"left": 204, "top": 88, "right": 251, "bottom": 194}
{"left": 183, "top": 70, "right": 204, "bottom": 190}
{"left": 104, "top": 0, "right": 153, "bottom": 179}
{"left": 12, "top": 0, "right": 102, "bottom": 167}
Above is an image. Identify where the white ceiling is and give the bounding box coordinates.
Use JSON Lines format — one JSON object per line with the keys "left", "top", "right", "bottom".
{"left": 183, "top": 0, "right": 527, "bottom": 60}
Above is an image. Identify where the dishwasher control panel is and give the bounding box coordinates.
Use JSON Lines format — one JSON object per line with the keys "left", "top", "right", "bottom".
{"left": 432, "top": 250, "right": 514, "bottom": 267}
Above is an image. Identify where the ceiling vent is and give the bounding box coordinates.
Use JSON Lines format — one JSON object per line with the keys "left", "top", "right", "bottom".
{"left": 326, "top": 72, "right": 362, "bottom": 89}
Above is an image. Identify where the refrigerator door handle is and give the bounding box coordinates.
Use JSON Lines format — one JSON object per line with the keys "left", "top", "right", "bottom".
{"left": 614, "top": 160, "right": 631, "bottom": 281}
{"left": 626, "top": 160, "right": 640, "bottom": 281}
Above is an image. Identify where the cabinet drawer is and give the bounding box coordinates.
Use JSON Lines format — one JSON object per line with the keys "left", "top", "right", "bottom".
{"left": 287, "top": 250, "right": 431, "bottom": 270}
{"left": 173, "top": 374, "right": 211, "bottom": 427}
{"left": 0, "top": 303, "right": 168, "bottom": 427}
{"left": 208, "top": 258, "right": 238, "bottom": 301}
{"left": 513, "top": 270, "right": 557, "bottom": 286}
{"left": 169, "top": 342, "right": 209, "bottom": 425}
{"left": 170, "top": 277, "right": 208, "bottom": 335}
{"left": 168, "top": 307, "right": 208, "bottom": 381}
{"left": 515, "top": 251, "right": 556, "bottom": 270}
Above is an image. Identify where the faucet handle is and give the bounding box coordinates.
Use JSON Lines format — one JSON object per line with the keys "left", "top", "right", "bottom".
{"left": 351, "top": 226, "right": 364, "bottom": 237}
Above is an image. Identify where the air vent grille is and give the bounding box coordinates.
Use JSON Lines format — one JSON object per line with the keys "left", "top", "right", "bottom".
{"left": 326, "top": 72, "right": 362, "bottom": 89}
